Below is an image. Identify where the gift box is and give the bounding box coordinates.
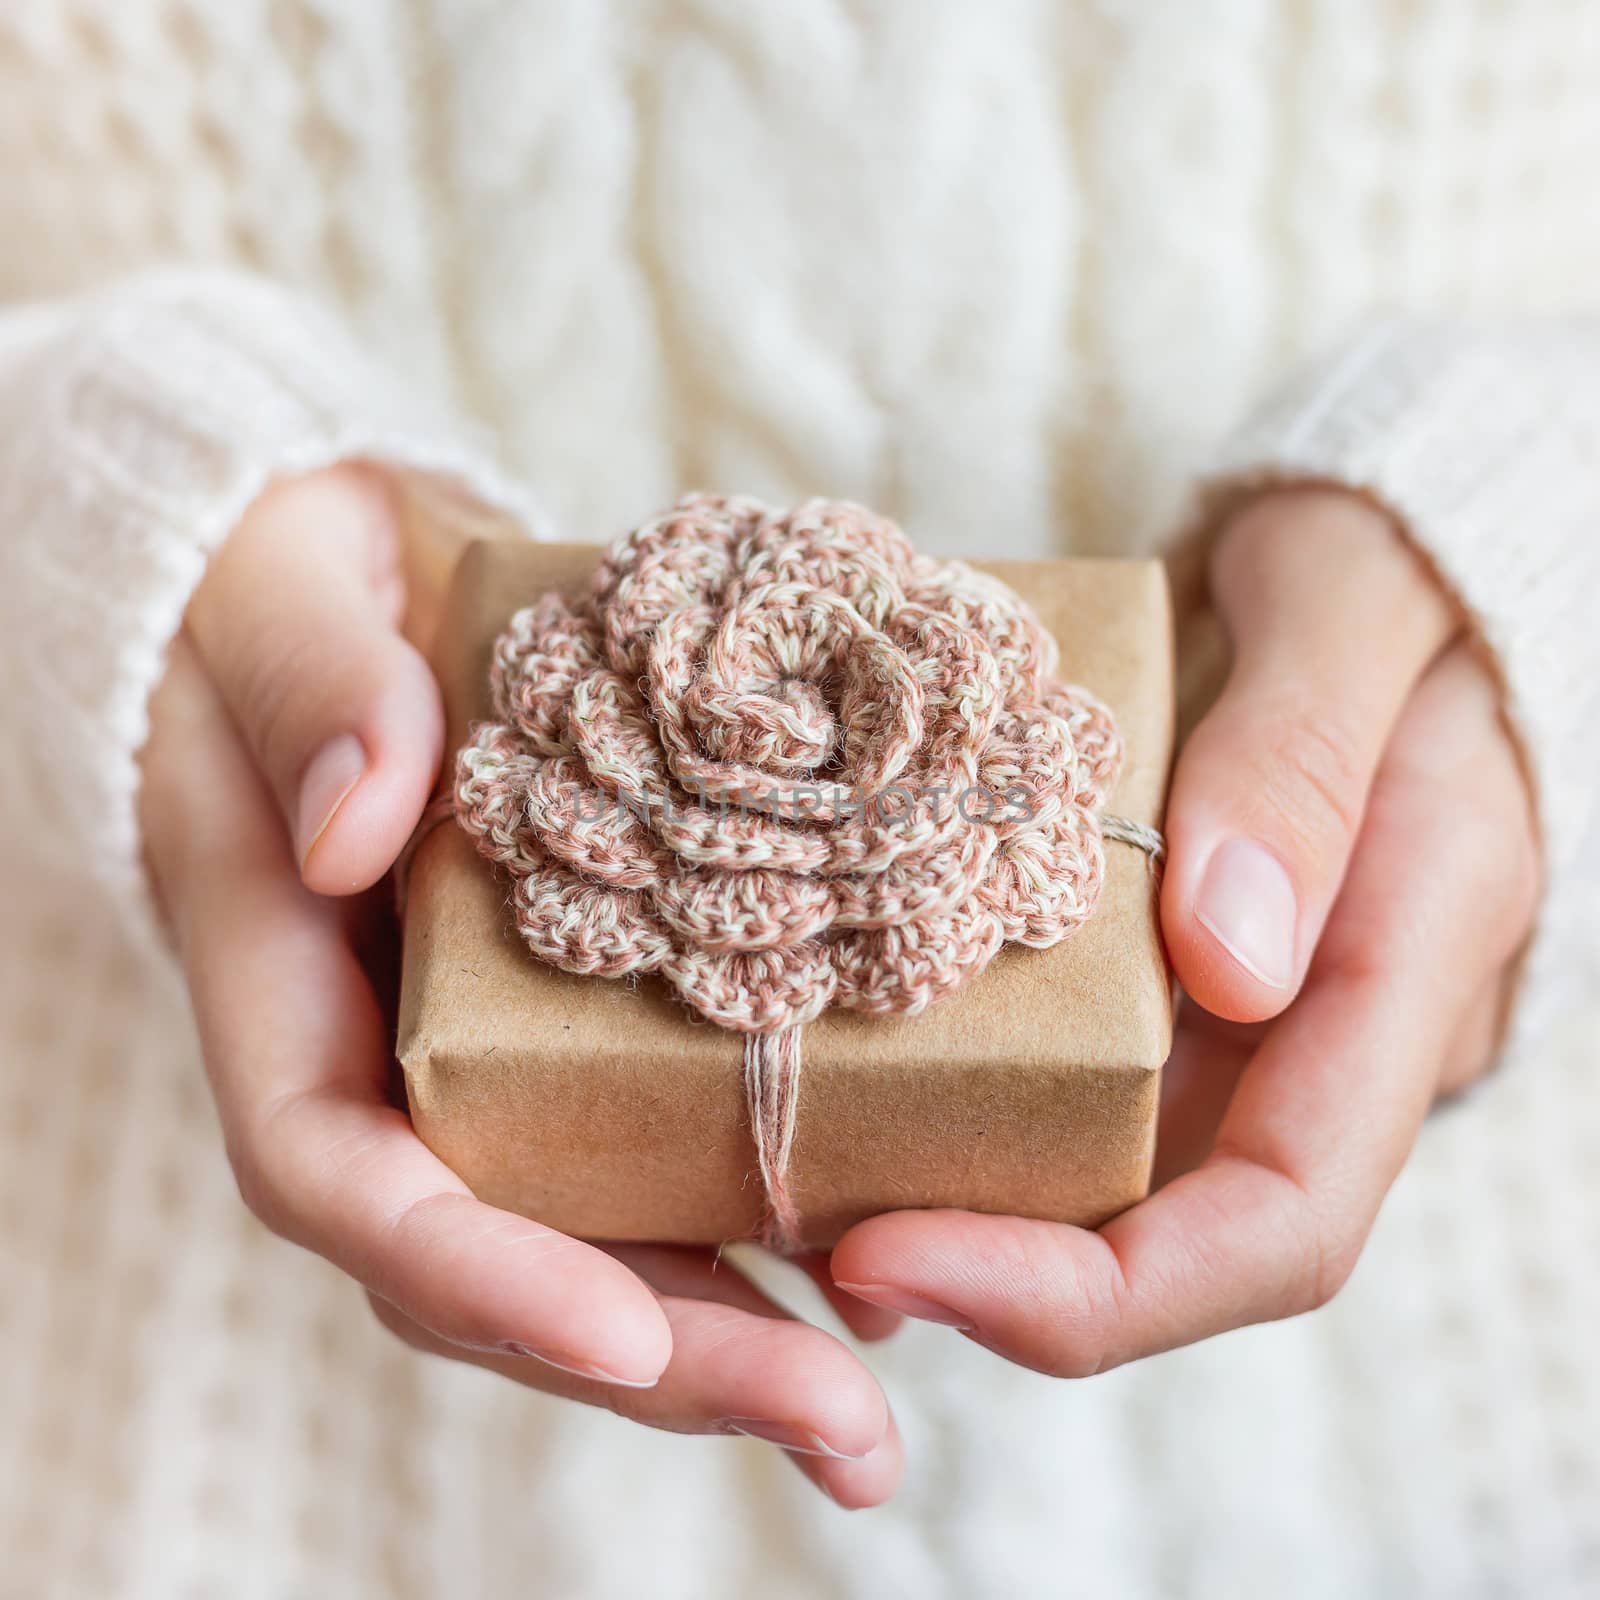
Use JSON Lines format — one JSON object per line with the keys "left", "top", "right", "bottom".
{"left": 397, "top": 513, "right": 1174, "bottom": 1252}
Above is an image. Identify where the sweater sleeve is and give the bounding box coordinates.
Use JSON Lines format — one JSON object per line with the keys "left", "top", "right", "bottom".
{"left": 0, "top": 267, "right": 555, "bottom": 944}
{"left": 1182, "top": 316, "right": 1600, "bottom": 1063}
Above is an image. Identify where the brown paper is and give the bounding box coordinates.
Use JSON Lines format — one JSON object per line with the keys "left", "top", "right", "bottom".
{"left": 398, "top": 540, "right": 1175, "bottom": 1250}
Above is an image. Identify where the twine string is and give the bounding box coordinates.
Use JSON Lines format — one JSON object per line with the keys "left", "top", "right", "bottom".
{"left": 743, "top": 1029, "right": 806, "bottom": 1255}
{"left": 1100, "top": 812, "right": 1167, "bottom": 867}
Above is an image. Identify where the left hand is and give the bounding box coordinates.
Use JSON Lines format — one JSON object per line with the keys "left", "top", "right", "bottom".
{"left": 831, "top": 486, "right": 1541, "bottom": 1373}
{"left": 142, "top": 467, "right": 904, "bottom": 1508}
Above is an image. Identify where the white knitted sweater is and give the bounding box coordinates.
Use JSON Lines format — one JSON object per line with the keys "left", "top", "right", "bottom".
{"left": 2, "top": 5, "right": 1598, "bottom": 1597}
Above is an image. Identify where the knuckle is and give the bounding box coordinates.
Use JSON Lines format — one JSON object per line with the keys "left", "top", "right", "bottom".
{"left": 365, "top": 1292, "right": 420, "bottom": 1351}
{"left": 593, "top": 1382, "right": 655, "bottom": 1428}
{"left": 1037, "top": 1339, "right": 1112, "bottom": 1382}
{"left": 990, "top": 1225, "right": 1125, "bottom": 1380}
{"left": 230, "top": 632, "right": 321, "bottom": 779}
{"left": 1213, "top": 1146, "right": 1364, "bottom": 1320}
{"left": 1215, "top": 487, "right": 1395, "bottom": 581}
{"left": 1490, "top": 784, "right": 1543, "bottom": 949}
{"left": 1305, "top": 1230, "right": 1361, "bottom": 1313}
{"left": 1210, "top": 498, "right": 1285, "bottom": 586}
{"left": 1502, "top": 840, "right": 1542, "bottom": 944}
{"left": 1291, "top": 1186, "right": 1363, "bottom": 1316}
{"left": 1466, "top": 828, "right": 1535, "bottom": 945}
{"left": 1428, "top": 796, "right": 1540, "bottom": 967}
{"left": 225, "top": 1093, "right": 313, "bottom": 1245}
{"left": 1436, "top": 686, "right": 1544, "bottom": 957}
{"left": 227, "top": 1134, "right": 293, "bottom": 1240}
{"left": 1251, "top": 706, "right": 1367, "bottom": 857}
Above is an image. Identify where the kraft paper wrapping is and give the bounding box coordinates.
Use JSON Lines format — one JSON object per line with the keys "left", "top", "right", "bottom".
{"left": 398, "top": 541, "right": 1174, "bottom": 1250}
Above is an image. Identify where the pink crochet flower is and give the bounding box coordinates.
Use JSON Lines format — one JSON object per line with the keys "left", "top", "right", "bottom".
{"left": 455, "top": 494, "right": 1125, "bottom": 1038}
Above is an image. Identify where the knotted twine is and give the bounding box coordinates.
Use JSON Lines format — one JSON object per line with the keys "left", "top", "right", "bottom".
{"left": 453, "top": 495, "right": 1162, "bottom": 1254}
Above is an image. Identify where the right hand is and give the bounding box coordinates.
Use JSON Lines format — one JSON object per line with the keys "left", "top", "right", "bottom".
{"left": 139, "top": 465, "right": 903, "bottom": 1508}
{"left": 831, "top": 488, "right": 1538, "bottom": 1377}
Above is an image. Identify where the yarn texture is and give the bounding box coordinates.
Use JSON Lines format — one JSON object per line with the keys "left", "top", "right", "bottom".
{"left": 2, "top": 6, "right": 1600, "bottom": 1593}
{"left": 454, "top": 494, "right": 1131, "bottom": 1247}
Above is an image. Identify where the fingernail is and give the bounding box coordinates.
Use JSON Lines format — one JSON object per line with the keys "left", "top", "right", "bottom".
{"left": 295, "top": 733, "right": 366, "bottom": 867}
{"left": 720, "top": 1419, "right": 870, "bottom": 1460}
{"left": 834, "top": 1282, "right": 974, "bottom": 1331}
{"left": 498, "top": 1342, "right": 660, "bottom": 1389}
{"left": 1195, "top": 837, "right": 1297, "bottom": 989}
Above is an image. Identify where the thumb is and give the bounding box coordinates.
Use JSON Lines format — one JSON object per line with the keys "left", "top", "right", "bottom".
{"left": 1162, "top": 488, "right": 1457, "bottom": 1022}
{"left": 185, "top": 464, "right": 444, "bottom": 896}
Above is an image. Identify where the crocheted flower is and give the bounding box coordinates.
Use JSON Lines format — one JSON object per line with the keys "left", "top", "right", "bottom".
{"left": 455, "top": 494, "right": 1123, "bottom": 1037}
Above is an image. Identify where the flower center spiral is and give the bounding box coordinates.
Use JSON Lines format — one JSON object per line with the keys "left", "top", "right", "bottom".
{"left": 696, "top": 674, "right": 838, "bottom": 776}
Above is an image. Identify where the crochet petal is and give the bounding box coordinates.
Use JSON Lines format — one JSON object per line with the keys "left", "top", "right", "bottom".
{"left": 654, "top": 867, "right": 837, "bottom": 953}
{"left": 663, "top": 942, "right": 838, "bottom": 1032}
{"left": 833, "top": 901, "right": 1006, "bottom": 1016}
{"left": 508, "top": 864, "right": 673, "bottom": 979}
{"left": 978, "top": 704, "right": 1079, "bottom": 839}
{"left": 981, "top": 808, "right": 1106, "bottom": 947}
{"left": 887, "top": 606, "right": 1004, "bottom": 769}
{"left": 489, "top": 591, "right": 600, "bottom": 753}
{"left": 590, "top": 494, "right": 758, "bottom": 678}
{"left": 831, "top": 824, "right": 997, "bottom": 928}
{"left": 905, "top": 557, "right": 1059, "bottom": 700}
{"left": 818, "top": 789, "right": 968, "bottom": 876}
{"left": 567, "top": 666, "right": 669, "bottom": 807}
{"left": 653, "top": 796, "right": 832, "bottom": 874}
{"left": 522, "top": 755, "right": 665, "bottom": 889}
{"left": 1046, "top": 684, "right": 1124, "bottom": 808}
{"left": 730, "top": 497, "right": 917, "bottom": 630}
{"left": 453, "top": 723, "right": 548, "bottom": 866}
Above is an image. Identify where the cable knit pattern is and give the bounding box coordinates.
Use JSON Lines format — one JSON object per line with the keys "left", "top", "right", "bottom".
{"left": 0, "top": 267, "right": 550, "bottom": 946}
{"left": 0, "top": 3, "right": 1597, "bottom": 1597}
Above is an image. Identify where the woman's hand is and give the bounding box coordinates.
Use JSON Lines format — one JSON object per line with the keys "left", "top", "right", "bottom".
{"left": 140, "top": 466, "right": 903, "bottom": 1507}
{"left": 832, "top": 487, "right": 1540, "bottom": 1373}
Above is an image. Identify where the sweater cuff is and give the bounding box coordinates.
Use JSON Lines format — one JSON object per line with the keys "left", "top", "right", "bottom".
{"left": 0, "top": 268, "right": 556, "bottom": 950}
{"left": 1185, "top": 317, "right": 1600, "bottom": 1059}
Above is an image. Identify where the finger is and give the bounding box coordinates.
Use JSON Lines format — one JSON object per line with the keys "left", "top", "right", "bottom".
{"left": 836, "top": 644, "right": 1533, "bottom": 1372}
{"left": 186, "top": 463, "right": 442, "bottom": 894}
{"left": 1149, "top": 998, "right": 1256, "bottom": 1188}
{"left": 789, "top": 1252, "right": 905, "bottom": 1341}
{"left": 1437, "top": 971, "right": 1512, "bottom": 1100}
{"left": 1162, "top": 487, "right": 1458, "bottom": 1021}
{"left": 147, "top": 645, "right": 673, "bottom": 1387}
{"left": 593, "top": 1245, "right": 894, "bottom": 1460}
{"left": 370, "top": 1247, "right": 901, "bottom": 1505}
{"left": 785, "top": 1411, "right": 906, "bottom": 1511}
